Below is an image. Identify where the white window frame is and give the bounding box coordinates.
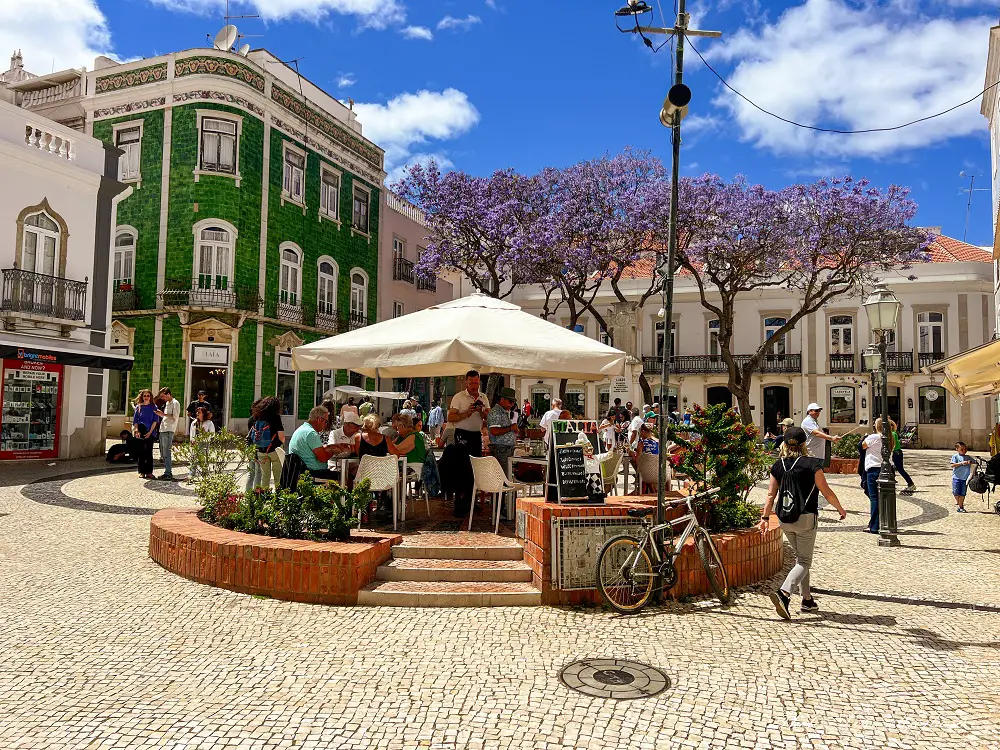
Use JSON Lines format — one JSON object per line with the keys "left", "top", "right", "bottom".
{"left": 319, "top": 164, "right": 341, "bottom": 223}
{"left": 708, "top": 319, "right": 720, "bottom": 357}
{"left": 599, "top": 329, "right": 611, "bottom": 346}
{"left": 278, "top": 242, "right": 302, "bottom": 306}
{"left": 316, "top": 256, "right": 339, "bottom": 317}
{"left": 393, "top": 236, "right": 406, "bottom": 259}
{"left": 281, "top": 142, "right": 306, "bottom": 207}
{"left": 192, "top": 218, "right": 237, "bottom": 295}
{"left": 350, "top": 267, "right": 369, "bottom": 321}
{"left": 655, "top": 320, "right": 676, "bottom": 358}
{"left": 315, "top": 370, "right": 334, "bottom": 406}
{"left": 113, "top": 226, "right": 137, "bottom": 290}
{"left": 830, "top": 314, "right": 854, "bottom": 355}
{"left": 764, "top": 316, "right": 787, "bottom": 355}
{"left": 276, "top": 351, "right": 298, "bottom": 418}
{"left": 194, "top": 110, "right": 243, "bottom": 185}
{"left": 352, "top": 184, "right": 371, "bottom": 236}
{"left": 392, "top": 300, "right": 404, "bottom": 318}
{"left": 917, "top": 311, "right": 945, "bottom": 354}
{"left": 22, "top": 211, "right": 60, "bottom": 278}
{"left": 112, "top": 120, "right": 143, "bottom": 187}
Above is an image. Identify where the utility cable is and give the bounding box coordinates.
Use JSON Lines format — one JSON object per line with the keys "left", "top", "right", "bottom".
{"left": 687, "top": 37, "right": 1000, "bottom": 135}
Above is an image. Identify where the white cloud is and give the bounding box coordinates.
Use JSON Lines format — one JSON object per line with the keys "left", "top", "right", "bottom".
{"left": 354, "top": 88, "right": 479, "bottom": 175}
{"left": 485, "top": 0, "right": 498, "bottom": 8}
{"left": 437, "top": 14, "right": 482, "bottom": 31}
{"left": 401, "top": 25, "right": 434, "bottom": 40}
{"left": 705, "top": 0, "right": 992, "bottom": 158}
{"left": 147, "top": 0, "right": 406, "bottom": 27}
{"left": 0, "top": 0, "right": 113, "bottom": 72}
{"left": 682, "top": 114, "right": 723, "bottom": 134}
{"left": 336, "top": 73, "right": 356, "bottom": 88}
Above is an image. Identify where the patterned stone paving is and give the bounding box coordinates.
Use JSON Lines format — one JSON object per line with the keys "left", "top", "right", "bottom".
{"left": 1, "top": 452, "right": 999, "bottom": 748}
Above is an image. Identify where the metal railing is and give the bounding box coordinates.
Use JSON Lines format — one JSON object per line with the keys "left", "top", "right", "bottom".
{"left": 641, "top": 353, "right": 802, "bottom": 375}
{"left": 917, "top": 351, "right": 946, "bottom": 369}
{"left": 393, "top": 256, "right": 415, "bottom": 283}
{"left": 111, "top": 289, "right": 138, "bottom": 311}
{"left": 276, "top": 301, "right": 303, "bottom": 324}
{"left": 829, "top": 353, "right": 856, "bottom": 373}
{"left": 343, "top": 311, "right": 368, "bottom": 332}
{"left": 417, "top": 275, "right": 437, "bottom": 292}
{"left": 1, "top": 268, "right": 87, "bottom": 321}
{"left": 158, "top": 278, "right": 262, "bottom": 312}
{"left": 861, "top": 351, "right": 914, "bottom": 373}
{"left": 314, "top": 310, "right": 339, "bottom": 332}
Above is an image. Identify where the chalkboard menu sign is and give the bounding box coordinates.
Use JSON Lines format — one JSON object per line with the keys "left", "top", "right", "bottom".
{"left": 553, "top": 444, "right": 589, "bottom": 502}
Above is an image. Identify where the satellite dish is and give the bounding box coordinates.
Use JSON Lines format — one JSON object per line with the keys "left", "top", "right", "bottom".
{"left": 238, "top": 43, "right": 250, "bottom": 57}
{"left": 213, "top": 25, "right": 238, "bottom": 51}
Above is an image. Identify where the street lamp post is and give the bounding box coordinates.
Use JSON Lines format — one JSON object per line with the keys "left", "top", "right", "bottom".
{"left": 862, "top": 283, "right": 902, "bottom": 547}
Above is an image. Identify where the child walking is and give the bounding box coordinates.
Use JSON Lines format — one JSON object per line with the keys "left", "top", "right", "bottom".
{"left": 950, "top": 441, "right": 972, "bottom": 513}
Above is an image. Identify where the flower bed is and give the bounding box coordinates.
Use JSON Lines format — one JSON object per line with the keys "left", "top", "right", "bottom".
{"left": 149, "top": 508, "right": 400, "bottom": 605}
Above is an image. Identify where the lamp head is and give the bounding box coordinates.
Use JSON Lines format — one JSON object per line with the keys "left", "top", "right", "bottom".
{"left": 863, "top": 283, "right": 901, "bottom": 332}
{"left": 615, "top": 1, "right": 652, "bottom": 15}
{"left": 659, "top": 83, "right": 692, "bottom": 127}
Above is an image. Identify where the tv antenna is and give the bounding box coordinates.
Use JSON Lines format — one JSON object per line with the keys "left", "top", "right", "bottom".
{"left": 208, "top": 0, "right": 260, "bottom": 52}
{"left": 959, "top": 170, "right": 989, "bottom": 242}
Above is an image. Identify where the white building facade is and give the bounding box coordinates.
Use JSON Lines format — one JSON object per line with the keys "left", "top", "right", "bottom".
{"left": 506, "top": 235, "right": 995, "bottom": 450}
{"left": 0, "top": 88, "right": 131, "bottom": 460}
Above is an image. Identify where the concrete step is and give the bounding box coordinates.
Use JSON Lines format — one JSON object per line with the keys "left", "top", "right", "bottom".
{"left": 377, "top": 558, "right": 534, "bottom": 583}
{"left": 392, "top": 531, "right": 524, "bottom": 561}
{"left": 357, "top": 581, "right": 541, "bottom": 607}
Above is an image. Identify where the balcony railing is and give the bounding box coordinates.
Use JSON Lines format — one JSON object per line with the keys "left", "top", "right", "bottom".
{"left": 861, "top": 351, "right": 914, "bottom": 373}
{"left": 641, "top": 353, "right": 802, "bottom": 375}
{"left": 393, "top": 256, "right": 415, "bottom": 284}
{"left": 1, "top": 268, "right": 87, "bottom": 321}
{"left": 314, "top": 310, "right": 339, "bottom": 333}
{"left": 158, "top": 279, "right": 262, "bottom": 312}
{"left": 417, "top": 275, "right": 437, "bottom": 292}
{"left": 343, "top": 311, "right": 368, "bottom": 332}
{"left": 111, "top": 289, "right": 139, "bottom": 311}
{"left": 829, "top": 353, "right": 856, "bottom": 373}
{"left": 276, "top": 301, "right": 303, "bottom": 324}
{"left": 917, "top": 351, "right": 946, "bottom": 369}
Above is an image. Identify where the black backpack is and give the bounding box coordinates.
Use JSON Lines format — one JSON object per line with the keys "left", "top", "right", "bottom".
{"left": 776, "top": 457, "right": 818, "bottom": 524}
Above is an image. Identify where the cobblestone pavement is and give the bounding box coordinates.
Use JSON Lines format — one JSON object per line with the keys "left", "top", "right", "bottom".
{"left": 1, "top": 452, "right": 999, "bottom": 749}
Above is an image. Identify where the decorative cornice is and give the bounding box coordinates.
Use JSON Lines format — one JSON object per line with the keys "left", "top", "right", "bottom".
{"left": 94, "top": 97, "right": 166, "bottom": 120}
{"left": 175, "top": 56, "right": 265, "bottom": 93}
{"left": 268, "top": 330, "right": 304, "bottom": 350}
{"left": 270, "top": 83, "right": 383, "bottom": 171}
{"left": 95, "top": 63, "right": 168, "bottom": 94}
{"left": 173, "top": 90, "right": 265, "bottom": 117}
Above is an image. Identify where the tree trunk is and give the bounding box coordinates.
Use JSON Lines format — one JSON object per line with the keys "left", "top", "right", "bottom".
{"left": 731, "top": 381, "right": 753, "bottom": 426}
{"left": 558, "top": 378, "right": 568, "bottom": 404}
{"left": 638, "top": 371, "right": 653, "bottom": 408}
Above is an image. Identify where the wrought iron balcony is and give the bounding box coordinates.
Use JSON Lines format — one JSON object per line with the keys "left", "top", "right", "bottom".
{"left": 642, "top": 353, "right": 802, "bottom": 375}
{"left": 417, "top": 274, "right": 437, "bottom": 292}
{"left": 158, "top": 279, "right": 262, "bottom": 312}
{"left": 829, "top": 353, "right": 856, "bottom": 373}
{"left": 861, "top": 351, "right": 914, "bottom": 373}
{"left": 276, "top": 301, "right": 303, "bottom": 324}
{"left": 1, "top": 268, "right": 87, "bottom": 321}
{"left": 342, "top": 311, "right": 368, "bottom": 332}
{"left": 393, "top": 256, "right": 415, "bottom": 284}
{"left": 917, "top": 351, "right": 946, "bottom": 369}
{"left": 111, "top": 288, "right": 138, "bottom": 311}
{"left": 314, "top": 310, "right": 339, "bottom": 333}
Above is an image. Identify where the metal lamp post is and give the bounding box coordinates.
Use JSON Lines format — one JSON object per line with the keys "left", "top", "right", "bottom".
{"left": 862, "top": 283, "right": 902, "bottom": 547}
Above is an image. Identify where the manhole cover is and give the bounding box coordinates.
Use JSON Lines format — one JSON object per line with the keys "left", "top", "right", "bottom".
{"left": 558, "top": 659, "right": 670, "bottom": 700}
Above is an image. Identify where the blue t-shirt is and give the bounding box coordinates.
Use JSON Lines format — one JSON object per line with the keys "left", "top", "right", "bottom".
{"left": 289, "top": 422, "right": 325, "bottom": 471}
{"left": 951, "top": 453, "right": 972, "bottom": 481}
{"left": 132, "top": 403, "right": 159, "bottom": 437}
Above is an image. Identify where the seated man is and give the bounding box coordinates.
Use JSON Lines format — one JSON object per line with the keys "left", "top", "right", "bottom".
{"left": 106, "top": 430, "right": 141, "bottom": 463}
{"left": 327, "top": 412, "right": 362, "bottom": 460}
{"left": 288, "top": 406, "right": 339, "bottom": 480}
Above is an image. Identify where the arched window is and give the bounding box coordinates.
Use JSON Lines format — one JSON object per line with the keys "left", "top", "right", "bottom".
{"left": 317, "top": 257, "right": 338, "bottom": 317}
{"left": 113, "top": 228, "right": 136, "bottom": 290}
{"left": 917, "top": 312, "right": 944, "bottom": 354}
{"left": 22, "top": 211, "right": 60, "bottom": 277}
{"left": 194, "top": 222, "right": 235, "bottom": 292}
{"left": 349, "top": 269, "right": 368, "bottom": 326}
{"left": 279, "top": 245, "right": 301, "bottom": 305}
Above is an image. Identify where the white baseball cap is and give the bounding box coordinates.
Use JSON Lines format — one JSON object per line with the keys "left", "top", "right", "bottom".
{"left": 341, "top": 412, "right": 364, "bottom": 426}
{"left": 806, "top": 403, "right": 822, "bottom": 412}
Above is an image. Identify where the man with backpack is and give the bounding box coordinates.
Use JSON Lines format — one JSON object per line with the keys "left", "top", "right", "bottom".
{"left": 757, "top": 426, "right": 847, "bottom": 619}
{"left": 247, "top": 396, "right": 286, "bottom": 490}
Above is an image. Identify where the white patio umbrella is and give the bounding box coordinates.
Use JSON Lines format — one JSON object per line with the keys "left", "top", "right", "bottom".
{"left": 291, "top": 293, "right": 626, "bottom": 380}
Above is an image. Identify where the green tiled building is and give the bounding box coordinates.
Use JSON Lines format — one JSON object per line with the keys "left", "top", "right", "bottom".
{"left": 71, "top": 49, "right": 385, "bottom": 433}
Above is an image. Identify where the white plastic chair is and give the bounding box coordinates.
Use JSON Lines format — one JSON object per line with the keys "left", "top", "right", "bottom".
{"left": 597, "top": 449, "right": 623, "bottom": 495}
{"left": 403, "top": 462, "right": 430, "bottom": 522}
{"left": 469, "top": 455, "right": 526, "bottom": 533}
{"left": 356, "top": 454, "right": 400, "bottom": 530}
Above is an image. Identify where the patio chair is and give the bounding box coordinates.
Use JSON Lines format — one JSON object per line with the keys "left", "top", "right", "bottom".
{"left": 596, "top": 449, "right": 623, "bottom": 495}
{"left": 635, "top": 450, "right": 670, "bottom": 494}
{"left": 469, "top": 455, "right": 526, "bottom": 534}
{"left": 403, "top": 462, "right": 430, "bottom": 522}
{"left": 356, "top": 454, "right": 400, "bottom": 530}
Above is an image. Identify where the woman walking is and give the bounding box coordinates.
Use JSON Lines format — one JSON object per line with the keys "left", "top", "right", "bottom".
{"left": 889, "top": 419, "right": 917, "bottom": 494}
{"left": 132, "top": 389, "right": 159, "bottom": 480}
{"left": 759, "top": 426, "right": 847, "bottom": 619}
{"left": 247, "top": 396, "right": 285, "bottom": 490}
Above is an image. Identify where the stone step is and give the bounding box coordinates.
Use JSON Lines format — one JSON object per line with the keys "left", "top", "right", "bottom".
{"left": 377, "top": 558, "right": 534, "bottom": 583}
{"left": 392, "top": 531, "right": 524, "bottom": 561}
{"left": 357, "top": 581, "right": 541, "bottom": 607}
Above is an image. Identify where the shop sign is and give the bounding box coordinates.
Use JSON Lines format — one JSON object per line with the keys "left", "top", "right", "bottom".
{"left": 610, "top": 376, "right": 629, "bottom": 398}
{"left": 191, "top": 345, "right": 230, "bottom": 366}
{"left": 831, "top": 386, "right": 854, "bottom": 402}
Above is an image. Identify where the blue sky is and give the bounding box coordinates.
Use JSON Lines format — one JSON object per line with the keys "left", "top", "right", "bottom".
{"left": 3, "top": 0, "right": 998, "bottom": 245}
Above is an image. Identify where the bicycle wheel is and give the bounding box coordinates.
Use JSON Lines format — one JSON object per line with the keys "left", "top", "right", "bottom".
{"left": 693, "top": 527, "right": 731, "bottom": 604}
{"left": 596, "top": 535, "right": 655, "bottom": 614}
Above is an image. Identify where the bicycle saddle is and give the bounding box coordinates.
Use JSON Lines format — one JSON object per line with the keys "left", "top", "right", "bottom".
{"left": 626, "top": 507, "right": 654, "bottom": 518}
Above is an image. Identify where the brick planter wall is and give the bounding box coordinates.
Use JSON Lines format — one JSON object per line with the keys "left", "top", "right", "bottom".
{"left": 828, "top": 457, "right": 860, "bottom": 474}
{"left": 517, "top": 497, "right": 783, "bottom": 606}
{"left": 149, "top": 508, "right": 401, "bottom": 605}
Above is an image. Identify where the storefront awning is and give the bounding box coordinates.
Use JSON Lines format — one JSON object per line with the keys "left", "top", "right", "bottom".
{"left": 0, "top": 339, "right": 134, "bottom": 371}
{"left": 921, "top": 337, "right": 1000, "bottom": 403}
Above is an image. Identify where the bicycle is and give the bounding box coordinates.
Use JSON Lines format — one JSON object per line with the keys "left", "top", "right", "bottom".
{"left": 595, "top": 486, "right": 730, "bottom": 614}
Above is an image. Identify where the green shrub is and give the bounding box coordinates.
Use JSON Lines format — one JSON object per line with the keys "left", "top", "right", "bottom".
{"left": 175, "top": 428, "right": 257, "bottom": 492}
{"left": 832, "top": 432, "right": 862, "bottom": 459}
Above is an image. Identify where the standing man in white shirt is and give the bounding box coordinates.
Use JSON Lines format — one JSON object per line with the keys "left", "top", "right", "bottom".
{"left": 154, "top": 387, "right": 181, "bottom": 481}
{"left": 539, "top": 397, "right": 564, "bottom": 445}
{"left": 801, "top": 403, "right": 840, "bottom": 463}
{"left": 448, "top": 370, "right": 490, "bottom": 516}
{"left": 426, "top": 400, "right": 445, "bottom": 440}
